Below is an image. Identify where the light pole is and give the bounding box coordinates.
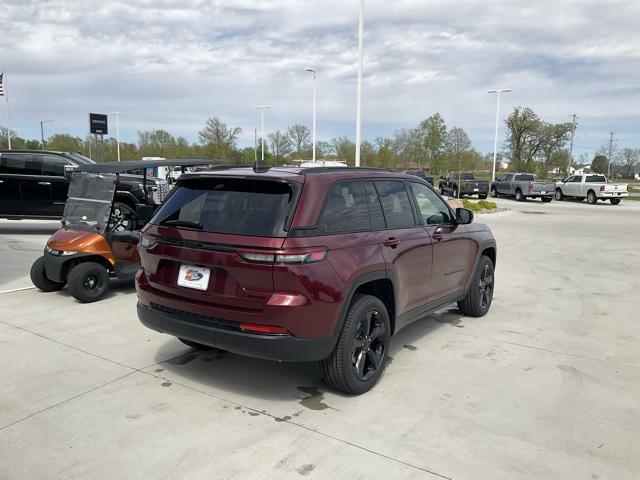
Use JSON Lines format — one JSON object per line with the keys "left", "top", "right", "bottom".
{"left": 40, "top": 120, "right": 53, "bottom": 150}
{"left": 256, "top": 105, "right": 270, "bottom": 162}
{"left": 488, "top": 88, "right": 511, "bottom": 181}
{"left": 354, "top": 0, "right": 364, "bottom": 167}
{"left": 111, "top": 112, "right": 122, "bottom": 162}
{"left": 305, "top": 68, "right": 318, "bottom": 163}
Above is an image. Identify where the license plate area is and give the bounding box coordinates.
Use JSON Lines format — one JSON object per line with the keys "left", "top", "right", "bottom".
{"left": 541, "top": 190, "right": 547, "bottom": 194}
{"left": 473, "top": 188, "right": 479, "bottom": 192}
{"left": 177, "top": 265, "right": 211, "bottom": 290}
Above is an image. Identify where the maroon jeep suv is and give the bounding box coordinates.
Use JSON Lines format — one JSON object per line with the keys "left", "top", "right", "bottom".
{"left": 136, "top": 166, "right": 496, "bottom": 394}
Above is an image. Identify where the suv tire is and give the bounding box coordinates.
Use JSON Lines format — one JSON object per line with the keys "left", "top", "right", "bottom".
{"left": 458, "top": 255, "right": 494, "bottom": 317}
{"left": 68, "top": 261, "right": 110, "bottom": 303}
{"left": 30, "top": 256, "right": 65, "bottom": 292}
{"left": 321, "top": 294, "right": 391, "bottom": 394}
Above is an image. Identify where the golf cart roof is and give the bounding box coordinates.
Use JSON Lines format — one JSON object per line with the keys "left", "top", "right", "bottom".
{"left": 76, "top": 159, "right": 218, "bottom": 174}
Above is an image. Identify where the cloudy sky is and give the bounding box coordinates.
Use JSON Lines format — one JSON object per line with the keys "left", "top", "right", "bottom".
{"left": 2, "top": 0, "right": 639, "bottom": 159}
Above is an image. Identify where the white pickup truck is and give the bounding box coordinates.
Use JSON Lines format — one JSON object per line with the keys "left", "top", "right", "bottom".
{"left": 555, "top": 174, "right": 628, "bottom": 205}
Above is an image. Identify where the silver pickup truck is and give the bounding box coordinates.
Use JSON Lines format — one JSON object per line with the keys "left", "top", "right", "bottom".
{"left": 555, "top": 173, "right": 628, "bottom": 205}
{"left": 491, "top": 173, "right": 555, "bottom": 202}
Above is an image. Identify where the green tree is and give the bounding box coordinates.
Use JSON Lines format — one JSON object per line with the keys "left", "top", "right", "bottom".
{"left": 591, "top": 155, "right": 608, "bottom": 174}
{"left": 268, "top": 130, "right": 292, "bottom": 164}
{"left": 198, "top": 117, "right": 242, "bottom": 162}
{"left": 444, "top": 126, "right": 472, "bottom": 172}
{"left": 286, "top": 124, "right": 311, "bottom": 156}
{"left": 331, "top": 136, "right": 355, "bottom": 165}
{"left": 46, "top": 134, "right": 84, "bottom": 153}
{"left": 416, "top": 114, "right": 447, "bottom": 173}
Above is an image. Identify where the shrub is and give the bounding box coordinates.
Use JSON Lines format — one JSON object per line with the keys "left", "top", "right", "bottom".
{"left": 462, "top": 198, "right": 497, "bottom": 212}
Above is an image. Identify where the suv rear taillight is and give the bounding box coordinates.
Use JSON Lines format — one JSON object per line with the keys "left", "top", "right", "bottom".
{"left": 238, "top": 247, "right": 327, "bottom": 265}
{"left": 600, "top": 185, "right": 605, "bottom": 192}
{"left": 528, "top": 182, "right": 533, "bottom": 192}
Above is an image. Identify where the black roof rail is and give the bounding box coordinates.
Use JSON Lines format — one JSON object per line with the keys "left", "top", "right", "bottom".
{"left": 300, "top": 166, "right": 393, "bottom": 174}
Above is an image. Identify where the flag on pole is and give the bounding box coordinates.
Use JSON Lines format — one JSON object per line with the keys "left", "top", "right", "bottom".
{"left": 0, "top": 73, "right": 4, "bottom": 96}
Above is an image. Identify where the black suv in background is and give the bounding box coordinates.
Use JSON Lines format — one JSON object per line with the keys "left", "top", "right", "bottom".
{"left": 0, "top": 150, "right": 167, "bottom": 220}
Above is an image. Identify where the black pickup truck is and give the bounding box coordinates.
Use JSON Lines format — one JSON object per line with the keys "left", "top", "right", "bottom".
{"left": 0, "top": 150, "right": 168, "bottom": 220}
{"left": 439, "top": 172, "right": 489, "bottom": 198}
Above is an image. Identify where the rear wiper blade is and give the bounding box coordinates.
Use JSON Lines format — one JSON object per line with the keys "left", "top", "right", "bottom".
{"left": 161, "top": 219, "right": 203, "bottom": 230}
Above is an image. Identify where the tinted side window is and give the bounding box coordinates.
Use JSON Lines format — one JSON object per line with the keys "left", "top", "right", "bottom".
{"left": 39, "top": 155, "right": 69, "bottom": 176}
{"left": 374, "top": 180, "right": 415, "bottom": 229}
{"left": 409, "top": 182, "right": 454, "bottom": 225}
{"left": 515, "top": 174, "right": 535, "bottom": 181}
{"left": 570, "top": 176, "right": 582, "bottom": 183}
{"left": 364, "top": 181, "right": 385, "bottom": 230}
{"left": 317, "top": 181, "right": 370, "bottom": 233}
{"left": 503, "top": 174, "right": 513, "bottom": 181}
{"left": 0, "top": 153, "right": 40, "bottom": 175}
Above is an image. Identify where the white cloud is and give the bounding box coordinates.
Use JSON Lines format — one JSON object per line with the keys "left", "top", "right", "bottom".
{"left": 1, "top": 0, "right": 639, "bottom": 155}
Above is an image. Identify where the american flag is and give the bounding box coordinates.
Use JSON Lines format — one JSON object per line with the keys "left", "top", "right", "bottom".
{"left": 0, "top": 73, "right": 4, "bottom": 96}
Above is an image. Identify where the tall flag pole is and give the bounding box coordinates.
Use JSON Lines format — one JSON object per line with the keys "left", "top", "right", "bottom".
{"left": 0, "top": 72, "right": 11, "bottom": 150}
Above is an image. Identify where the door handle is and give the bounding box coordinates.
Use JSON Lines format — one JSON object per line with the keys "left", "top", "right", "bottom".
{"left": 38, "top": 181, "right": 51, "bottom": 186}
{"left": 383, "top": 237, "right": 400, "bottom": 248}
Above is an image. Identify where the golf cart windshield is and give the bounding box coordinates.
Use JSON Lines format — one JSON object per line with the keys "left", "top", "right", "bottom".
{"left": 62, "top": 172, "right": 116, "bottom": 234}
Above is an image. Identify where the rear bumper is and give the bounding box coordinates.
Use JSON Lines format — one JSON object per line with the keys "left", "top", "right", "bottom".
{"left": 599, "top": 192, "right": 629, "bottom": 198}
{"left": 137, "top": 303, "right": 337, "bottom": 362}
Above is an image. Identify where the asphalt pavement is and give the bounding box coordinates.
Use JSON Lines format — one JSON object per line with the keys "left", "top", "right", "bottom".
{"left": 0, "top": 198, "right": 639, "bottom": 480}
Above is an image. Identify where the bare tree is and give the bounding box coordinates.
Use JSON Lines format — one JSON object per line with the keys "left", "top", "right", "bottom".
{"left": 615, "top": 148, "right": 640, "bottom": 178}
{"left": 268, "top": 130, "right": 292, "bottom": 163}
{"left": 286, "top": 124, "right": 311, "bottom": 155}
{"left": 198, "top": 117, "right": 242, "bottom": 148}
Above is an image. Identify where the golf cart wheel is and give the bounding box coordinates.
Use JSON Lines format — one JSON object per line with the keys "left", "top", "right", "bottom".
{"left": 555, "top": 188, "right": 564, "bottom": 201}
{"left": 68, "top": 261, "right": 110, "bottom": 303}
{"left": 515, "top": 189, "right": 525, "bottom": 201}
{"left": 179, "top": 338, "right": 215, "bottom": 350}
{"left": 587, "top": 190, "right": 597, "bottom": 204}
{"left": 610, "top": 198, "right": 621, "bottom": 205}
{"left": 320, "top": 294, "right": 391, "bottom": 395}
{"left": 30, "top": 256, "right": 65, "bottom": 292}
{"left": 458, "top": 255, "right": 495, "bottom": 317}
{"left": 109, "top": 202, "right": 138, "bottom": 231}
{"left": 491, "top": 187, "right": 499, "bottom": 198}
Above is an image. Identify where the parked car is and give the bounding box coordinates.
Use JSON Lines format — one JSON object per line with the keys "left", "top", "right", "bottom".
{"left": 491, "top": 173, "right": 555, "bottom": 202}
{"left": 136, "top": 166, "right": 497, "bottom": 394}
{"left": 439, "top": 172, "right": 489, "bottom": 198}
{"left": 554, "top": 174, "right": 629, "bottom": 205}
{"left": 29, "top": 159, "right": 213, "bottom": 303}
{"left": 0, "top": 150, "right": 169, "bottom": 220}
{"left": 403, "top": 170, "right": 434, "bottom": 185}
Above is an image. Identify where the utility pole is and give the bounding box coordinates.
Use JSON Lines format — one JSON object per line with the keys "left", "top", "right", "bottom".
{"left": 111, "top": 112, "right": 122, "bottom": 161}
{"left": 607, "top": 131, "right": 614, "bottom": 178}
{"left": 567, "top": 114, "right": 577, "bottom": 174}
{"left": 488, "top": 89, "right": 511, "bottom": 181}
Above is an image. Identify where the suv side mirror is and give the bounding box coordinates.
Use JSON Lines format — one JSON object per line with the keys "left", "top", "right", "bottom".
{"left": 455, "top": 207, "right": 474, "bottom": 225}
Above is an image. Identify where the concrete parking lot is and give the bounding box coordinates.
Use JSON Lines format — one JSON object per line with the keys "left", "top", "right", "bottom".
{"left": 1, "top": 198, "right": 639, "bottom": 480}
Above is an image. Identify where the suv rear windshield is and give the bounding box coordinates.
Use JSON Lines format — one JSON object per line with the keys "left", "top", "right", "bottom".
{"left": 150, "top": 178, "right": 297, "bottom": 237}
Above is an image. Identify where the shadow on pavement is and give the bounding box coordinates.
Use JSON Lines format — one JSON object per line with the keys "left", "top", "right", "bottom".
{"left": 153, "top": 306, "right": 460, "bottom": 401}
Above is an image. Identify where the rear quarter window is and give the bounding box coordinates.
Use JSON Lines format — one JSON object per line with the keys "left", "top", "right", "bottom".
{"left": 585, "top": 175, "right": 606, "bottom": 183}
{"left": 316, "top": 181, "right": 370, "bottom": 234}
{"left": 150, "top": 178, "right": 297, "bottom": 237}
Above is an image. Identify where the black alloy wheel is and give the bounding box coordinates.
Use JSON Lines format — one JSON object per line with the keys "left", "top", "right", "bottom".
{"left": 321, "top": 294, "right": 391, "bottom": 394}
{"left": 351, "top": 309, "right": 386, "bottom": 382}
{"left": 458, "top": 255, "right": 495, "bottom": 317}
